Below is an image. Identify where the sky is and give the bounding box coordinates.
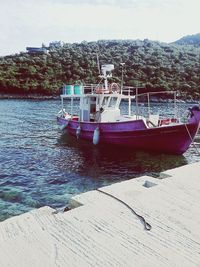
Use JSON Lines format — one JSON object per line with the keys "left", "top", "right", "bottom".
{"left": 0, "top": 0, "right": 200, "bottom": 56}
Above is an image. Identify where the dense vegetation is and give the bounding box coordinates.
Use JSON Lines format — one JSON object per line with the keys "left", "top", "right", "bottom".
{"left": 0, "top": 38, "right": 200, "bottom": 99}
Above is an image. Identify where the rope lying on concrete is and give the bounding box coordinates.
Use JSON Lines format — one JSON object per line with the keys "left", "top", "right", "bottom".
{"left": 96, "top": 189, "right": 152, "bottom": 231}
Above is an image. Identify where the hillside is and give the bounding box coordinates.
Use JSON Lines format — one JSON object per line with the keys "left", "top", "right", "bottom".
{"left": 174, "top": 33, "right": 200, "bottom": 45}
{"left": 0, "top": 39, "right": 200, "bottom": 99}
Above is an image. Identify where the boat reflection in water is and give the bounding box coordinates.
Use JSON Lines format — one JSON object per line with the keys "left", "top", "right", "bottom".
{"left": 57, "top": 132, "right": 188, "bottom": 182}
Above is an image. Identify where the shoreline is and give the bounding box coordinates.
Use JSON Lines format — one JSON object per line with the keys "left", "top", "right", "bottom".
{"left": 0, "top": 93, "right": 60, "bottom": 100}
{"left": 0, "top": 93, "right": 199, "bottom": 103}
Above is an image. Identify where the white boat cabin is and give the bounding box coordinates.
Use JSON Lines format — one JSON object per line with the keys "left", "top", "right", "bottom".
{"left": 58, "top": 64, "right": 179, "bottom": 127}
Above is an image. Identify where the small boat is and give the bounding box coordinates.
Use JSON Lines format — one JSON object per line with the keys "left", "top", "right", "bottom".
{"left": 57, "top": 64, "right": 200, "bottom": 155}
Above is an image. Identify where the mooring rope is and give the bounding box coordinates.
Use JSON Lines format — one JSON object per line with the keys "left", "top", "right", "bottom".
{"left": 96, "top": 189, "right": 152, "bottom": 231}
{"left": 185, "top": 123, "right": 200, "bottom": 156}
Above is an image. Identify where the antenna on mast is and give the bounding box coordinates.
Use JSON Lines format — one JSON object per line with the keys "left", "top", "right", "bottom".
{"left": 100, "top": 64, "right": 114, "bottom": 91}
{"left": 96, "top": 53, "right": 101, "bottom": 75}
{"left": 120, "top": 63, "right": 125, "bottom": 94}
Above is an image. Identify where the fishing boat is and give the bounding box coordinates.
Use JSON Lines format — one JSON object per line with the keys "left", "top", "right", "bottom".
{"left": 57, "top": 64, "right": 200, "bottom": 155}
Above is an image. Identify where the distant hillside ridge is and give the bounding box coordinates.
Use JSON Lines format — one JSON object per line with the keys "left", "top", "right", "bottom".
{"left": 0, "top": 39, "right": 200, "bottom": 99}
{"left": 174, "top": 33, "right": 200, "bottom": 45}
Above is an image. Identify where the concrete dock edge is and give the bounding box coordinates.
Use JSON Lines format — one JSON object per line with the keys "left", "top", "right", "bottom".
{"left": 0, "top": 162, "right": 200, "bottom": 267}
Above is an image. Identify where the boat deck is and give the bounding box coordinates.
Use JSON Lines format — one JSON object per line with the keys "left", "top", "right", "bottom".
{"left": 0, "top": 162, "right": 200, "bottom": 266}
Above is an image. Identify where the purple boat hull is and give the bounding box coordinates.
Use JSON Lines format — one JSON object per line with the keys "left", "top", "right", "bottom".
{"left": 57, "top": 109, "right": 200, "bottom": 155}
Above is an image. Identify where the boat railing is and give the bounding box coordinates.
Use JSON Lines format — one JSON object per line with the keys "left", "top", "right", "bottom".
{"left": 61, "top": 83, "right": 143, "bottom": 97}
{"left": 121, "top": 86, "right": 141, "bottom": 96}
{"left": 60, "top": 84, "right": 177, "bottom": 102}
{"left": 83, "top": 84, "right": 110, "bottom": 94}
{"left": 61, "top": 84, "right": 108, "bottom": 96}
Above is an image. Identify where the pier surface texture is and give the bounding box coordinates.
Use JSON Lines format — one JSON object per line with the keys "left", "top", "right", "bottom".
{"left": 0, "top": 162, "right": 200, "bottom": 267}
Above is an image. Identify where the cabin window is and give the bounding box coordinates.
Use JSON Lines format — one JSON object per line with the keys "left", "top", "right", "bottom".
{"left": 108, "top": 97, "right": 118, "bottom": 108}
{"left": 84, "top": 97, "right": 88, "bottom": 105}
{"left": 102, "top": 96, "right": 109, "bottom": 107}
{"left": 90, "top": 104, "right": 96, "bottom": 113}
{"left": 91, "top": 97, "right": 96, "bottom": 102}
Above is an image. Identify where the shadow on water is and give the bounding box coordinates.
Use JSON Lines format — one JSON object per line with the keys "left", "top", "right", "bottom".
{"left": 57, "top": 132, "right": 188, "bottom": 181}
{"left": 0, "top": 100, "right": 194, "bottom": 221}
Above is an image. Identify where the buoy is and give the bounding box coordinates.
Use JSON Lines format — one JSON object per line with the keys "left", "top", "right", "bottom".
{"left": 93, "top": 127, "right": 100, "bottom": 145}
{"left": 76, "top": 125, "right": 81, "bottom": 139}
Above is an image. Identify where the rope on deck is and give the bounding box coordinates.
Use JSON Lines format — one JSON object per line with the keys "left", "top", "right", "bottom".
{"left": 96, "top": 189, "right": 152, "bottom": 231}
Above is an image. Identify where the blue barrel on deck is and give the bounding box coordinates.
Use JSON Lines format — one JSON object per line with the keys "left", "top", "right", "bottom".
{"left": 74, "top": 85, "right": 83, "bottom": 95}
{"left": 63, "top": 85, "right": 74, "bottom": 95}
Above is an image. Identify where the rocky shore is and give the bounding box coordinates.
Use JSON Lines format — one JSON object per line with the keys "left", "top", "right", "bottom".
{"left": 0, "top": 93, "right": 59, "bottom": 100}
{"left": 0, "top": 93, "right": 199, "bottom": 103}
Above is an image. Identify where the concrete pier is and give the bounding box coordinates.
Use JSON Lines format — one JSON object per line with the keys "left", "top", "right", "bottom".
{"left": 0, "top": 162, "right": 200, "bottom": 267}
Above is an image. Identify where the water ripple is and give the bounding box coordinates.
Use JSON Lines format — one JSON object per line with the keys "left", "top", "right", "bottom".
{"left": 0, "top": 99, "right": 199, "bottom": 221}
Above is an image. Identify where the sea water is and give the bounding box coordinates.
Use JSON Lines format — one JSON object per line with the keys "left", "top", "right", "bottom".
{"left": 0, "top": 99, "right": 199, "bottom": 221}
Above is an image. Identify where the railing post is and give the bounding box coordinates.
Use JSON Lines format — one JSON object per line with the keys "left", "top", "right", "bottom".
{"left": 174, "top": 91, "right": 177, "bottom": 119}
{"left": 136, "top": 87, "right": 139, "bottom": 119}
{"left": 147, "top": 93, "right": 150, "bottom": 118}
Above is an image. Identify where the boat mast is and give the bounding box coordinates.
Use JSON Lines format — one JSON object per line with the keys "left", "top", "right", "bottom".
{"left": 136, "top": 87, "right": 139, "bottom": 119}
{"left": 174, "top": 91, "right": 177, "bottom": 119}
{"left": 61, "top": 97, "right": 64, "bottom": 111}
{"left": 80, "top": 96, "right": 84, "bottom": 122}
{"left": 100, "top": 64, "right": 114, "bottom": 91}
{"left": 70, "top": 97, "right": 73, "bottom": 117}
{"left": 120, "top": 63, "right": 125, "bottom": 94}
{"left": 96, "top": 54, "right": 101, "bottom": 76}
{"left": 128, "top": 97, "right": 131, "bottom": 116}
{"left": 147, "top": 93, "right": 151, "bottom": 118}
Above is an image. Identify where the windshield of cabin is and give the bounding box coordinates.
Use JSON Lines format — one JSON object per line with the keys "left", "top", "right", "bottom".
{"left": 102, "top": 96, "right": 109, "bottom": 107}
{"left": 108, "top": 97, "right": 118, "bottom": 108}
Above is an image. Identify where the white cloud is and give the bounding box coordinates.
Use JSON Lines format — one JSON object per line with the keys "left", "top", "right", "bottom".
{"left": 0, "top": 0, "right": 199, "bottom": 56}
